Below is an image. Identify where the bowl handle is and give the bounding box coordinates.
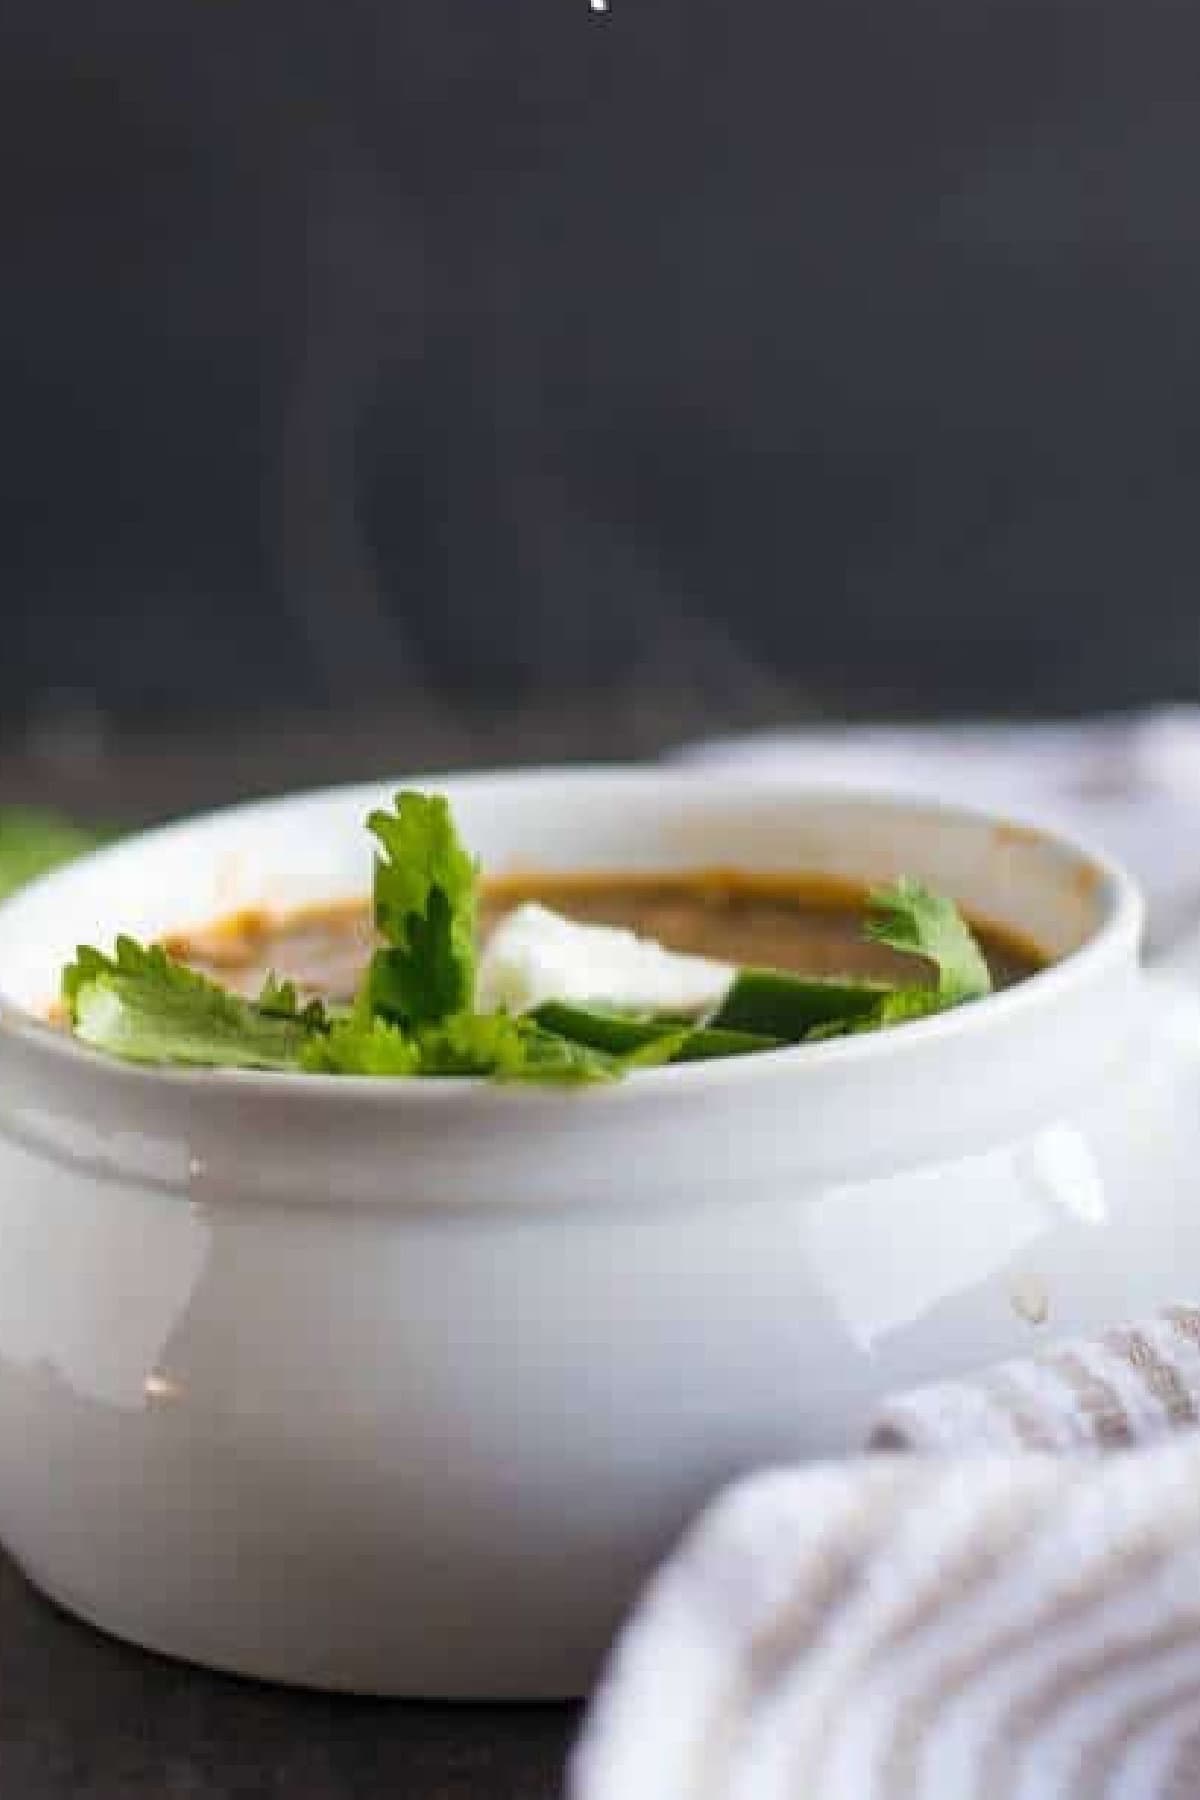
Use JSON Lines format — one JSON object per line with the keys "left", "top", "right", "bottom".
{"left": 1148, "top": 912, "right": 1200, "bottom": 987}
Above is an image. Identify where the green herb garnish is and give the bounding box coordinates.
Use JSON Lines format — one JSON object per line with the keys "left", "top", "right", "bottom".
{"left": 300, "top": 1014, "right": 420, "bottom": 1077}
{"left": 63, "top": 939, "right": 317, "bottom": 1071}
{"left": 366, "top": 791, "right": 478, "bottom": 1027}
{"left": 793, "top": 880, "right": 994, "bottom": 1041}
{"left": 709, "top": 881, "right": 993, "bottom": 1043}
{"left": 417, "top": 1012, "right": 628, "bottom": 1084}
{"left": 532, "top": 1001, "right": 781, "bottom": 1064}
{"left": 711, "top": 969, "right": 890, "bottom": 1040}
{"left": 256, "top": 971, "right": 330, "bottom": 1030}
{"left": 57, "top": 796, "right": 996, "bottom": 1082}
{"left": 301, "top": 1008, "right": 661, "bottom": 1083}
{"left": 865, "top": 877, "right": 992, "bottom": 1004}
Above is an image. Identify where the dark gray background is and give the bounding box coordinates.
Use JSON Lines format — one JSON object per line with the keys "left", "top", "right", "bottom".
{"left": 6, "top": 0, "right": 1200, "bottom": 749}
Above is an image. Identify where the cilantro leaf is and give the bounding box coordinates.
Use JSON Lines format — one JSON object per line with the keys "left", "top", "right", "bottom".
{"left": 256, "top": 971, "right": 329, "bottom": 1030}
{"left": 300, "top": 1015, "right": 419, "bottom": 1076}
{"left": 864, "top": 879, "right": 992, "bottom": 1003}
{"left": 257, "top": 970, "right": 301, "bottom": 1014}
{"left": 874, "top": 986, "right": 949, "bottom": 1025}
{"left": 805, "top": 883, "right": 993, "bottom": 1040}
{"left": 0, "top": 809, "right": 107, "bottom": 902}
{"left": 365, "top": 792, "right": 478, "bottom": 1027}
{"left": 417, "top": 1013, "right": 630, "bottom": 1084}
{"left": 301, "top": 1010, "right": 645, "bottom": 1085}
{"left": 63, "top": 937, "right": 317, "bottom": 1070}
{"left": 806, "top": 985, "right": 946, "bottom": 1042}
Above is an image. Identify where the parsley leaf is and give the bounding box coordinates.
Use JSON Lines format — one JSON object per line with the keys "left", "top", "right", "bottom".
{"left": 365, "top": 792, "right": 478, "bottom": 1027}
{"left": 864, "top": 878, "right": 993, "bottom": 1004}
{"left": 63, "top": 937, "right": 317, "bottom": 1070}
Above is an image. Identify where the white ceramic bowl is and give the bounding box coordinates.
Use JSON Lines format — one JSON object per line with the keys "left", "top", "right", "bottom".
{"left": 0, "top": 767, "right": 1195, "bottom": 1698}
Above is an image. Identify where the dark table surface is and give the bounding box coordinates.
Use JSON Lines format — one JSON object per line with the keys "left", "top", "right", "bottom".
{"left": 0, "top": 1553, "right": 575, "bottom": 1799}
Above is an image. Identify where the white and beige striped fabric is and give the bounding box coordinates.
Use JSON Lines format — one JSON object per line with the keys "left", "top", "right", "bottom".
{"left": 571, "top": 1306, "right": 1200, "bottom": 1800}
{"left": 870, "top": 1305, "right": 1200, "bottom": 1455}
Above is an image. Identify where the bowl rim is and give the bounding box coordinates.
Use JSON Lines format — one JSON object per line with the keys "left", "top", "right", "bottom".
{"left": 0, "top": 762, "right": 1143, "bottom": 1107}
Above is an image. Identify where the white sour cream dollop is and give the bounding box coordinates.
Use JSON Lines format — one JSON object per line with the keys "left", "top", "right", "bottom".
{"left": 476, "top": 903, "right": 734, "bottom": 1019}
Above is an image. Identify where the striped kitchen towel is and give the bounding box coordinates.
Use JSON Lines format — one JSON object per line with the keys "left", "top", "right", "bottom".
{"left": 869, "top": 1305, "right": 1200, "bottom": 1454}
{"left": 571, "top": 1306, "right": 1200, "bottom": 1800}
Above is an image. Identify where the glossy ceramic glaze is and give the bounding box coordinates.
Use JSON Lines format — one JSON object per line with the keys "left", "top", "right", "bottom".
{"left": 0, "top": 769, "right": 1195, "bottom": 1698}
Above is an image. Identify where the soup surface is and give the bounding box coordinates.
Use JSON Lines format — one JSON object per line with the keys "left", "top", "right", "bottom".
{"left": 162, "top": 871, "right": 1045, "bottom": 1003}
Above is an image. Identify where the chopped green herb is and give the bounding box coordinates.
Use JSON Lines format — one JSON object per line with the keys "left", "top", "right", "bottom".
{"left": 56, "top": 794, "right": 1000, "bottom": 1082}
{"left": 366, "top": 792, "right": 478, "bottom": 1027}
{"left": 802, "top": 882, "right": 993, "bottom": 1041}
{"left": 417, "top": 1011, "right": 625, "bottom": 1083}
{"left": 875, "top": 986, "right": 949, "bottom": 1025}
{"left": 806, "top": 985, "right": 946, "bottom": 1041}
{"left": 301, "top": 1015, "right": 420, "bottom": 1076}
{"left": 63, "top": 938, "right": 317, "bottom": 1071}
{"left": 865, "top": 878, "right": 992, "bottom": 1004}
{"left": 298, "top": 1008, "right": 628, "bottom": 1083}
{"left": 256, "top": 972, "right": 329, "bottom": 1030}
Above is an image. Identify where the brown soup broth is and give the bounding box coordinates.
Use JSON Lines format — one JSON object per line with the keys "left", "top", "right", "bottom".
{"left": 162, "top": 872, "right": 1045, "bottom": 1004}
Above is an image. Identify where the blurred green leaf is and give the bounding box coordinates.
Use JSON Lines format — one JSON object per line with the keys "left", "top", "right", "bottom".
{"left": 0, "top": 809, "right": 108, "bottom": 902}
